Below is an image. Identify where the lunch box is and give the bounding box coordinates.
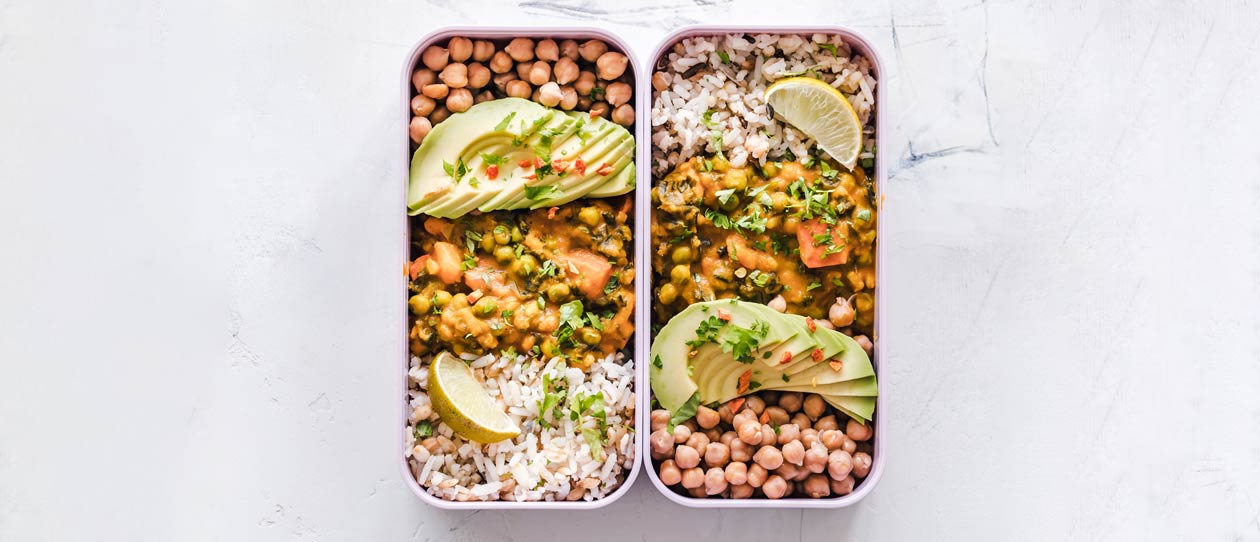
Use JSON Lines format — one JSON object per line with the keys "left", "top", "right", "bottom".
{"left": 638, "top": 25, "right": 886, "bottom": 509}
{"left": 397, "top": 26, "right": 647, "bottom": 510}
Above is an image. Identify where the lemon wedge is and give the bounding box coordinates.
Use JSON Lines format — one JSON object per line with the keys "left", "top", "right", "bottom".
{"left": 765, "top": 77, "right": 863, "bottom": 170}
{"left": 428, "top": 351, "right": 520, "bottom": 443}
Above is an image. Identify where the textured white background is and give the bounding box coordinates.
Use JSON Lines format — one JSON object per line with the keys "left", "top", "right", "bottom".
{"left": 2, "top": 0, "right": 1259, "bottom": 540}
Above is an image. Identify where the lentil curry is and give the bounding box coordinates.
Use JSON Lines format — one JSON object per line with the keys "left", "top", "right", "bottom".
{"left": 651, "top": 156, "right": 877, "bottom": 335}
{"left": 408, "top": 197, "right": 635, "bottom": 370}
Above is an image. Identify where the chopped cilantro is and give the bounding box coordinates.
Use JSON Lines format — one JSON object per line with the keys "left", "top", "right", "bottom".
{"left": 818, "top": 43, "right": 839, "bottom": 56}
{"left": 652, "top": 355, "right": 663, "bottom": 369}
{"left": 493, "top": 111, "right": 517, "bottom": 131}
{"left": 717, "top": 50, "right": 732, "bottom": 64}
{"left": 856, "top": 209, "right": 872, "bottom": 222}
{"left": 413, "top": 420, "right": 433, "bottom": 439}
{"left": 480, "top": 153, "right": 507, "bottom": 166}
{"left": 686, "top": 315, "right": 728, "bottom": 347}
{"left": 524, "top": 185, "right": 562, "bottom": 200}
{"left": 721, "top": 320, "right": 770, "bottom": 363}
{"left": 668, "top": 392, "right": 701, "bottom": 431}
{"left": 715, "top": 188, "right": 737, "bottom": 206}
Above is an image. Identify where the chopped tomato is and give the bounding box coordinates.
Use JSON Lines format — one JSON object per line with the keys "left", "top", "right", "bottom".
{"left": 727, "top": 397, "right": 746, "bottom": 414}
{"left": 574, "top": 158, "right": 586, "bottom": 175}
{"left": 829, "top": 360, "right": 844, "bottom": 372}
{"left": 547, "top": 206, "right": 559, "bottom": 219}
{"left": 523, "top": 174, "right": 537, "bottom": 180}
{"left": 553, "top": 160, "right": 568, "bottom": 173}
{"left": 780, "top": 351, "right": 793, "bottom": 365}
{"left": 430, "top": 241, "right": 463, "bottom": 285}
{"left": 796, "top": 218, "right": 852, "bottom": 269}
{"left": 737, "top": 369, "right": 752, "bottom": 394}
{"left": 597, "top": 163, "right": 614, "bottom": 176}
{"left": 486, "top": 164, "right": 498, "bottom": 180}
{"left": 534, "top": 157, "right": 545, "bottom": 168}
{"left": 422, "top": 217, "right": 453, "bottom": 240}
{"left": 717, "top": 309, "right": 732, "bottom": 321}
{"left": 558, "top": 249, "right": 612, "bottom": 299}
{"left": 811, "top": 349, "right": 823, "bottom": 362}
{"left": 518, "top": 159, "right": 532, "bottom": 168}
{"left": 758, "top": 410, "right": 770, "bottom": 424}
{"left": 408, "top": 255, "right": 430, "bottom": 280}
{"left": 806, "top": 318, "right": 817, "bottom": 333}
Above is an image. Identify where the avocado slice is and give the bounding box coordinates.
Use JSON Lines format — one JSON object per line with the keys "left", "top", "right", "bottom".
{"left": 527, "top": 139, "right": 635, "bottom": 208}
{"left": 776, "top": 375, "right": 878, "bottom": 396}
{"left": 822, "top": 395, "right": 875, "bottom": 424}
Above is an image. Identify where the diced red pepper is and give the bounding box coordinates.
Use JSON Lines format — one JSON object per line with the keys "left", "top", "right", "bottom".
{"left": 759, "top": 410, "right": 770, "bottom": 424}
{"left": 780, "top": 351, "right": 793, "bottom": 365}
{"left": 486, "top": 164, "right": 498, "bottom": 180}
{"left": 811, "top": 349, "right": 824, "bottom": 362}
{"left": 737, "top": 370, "right": 752, "bottom": 394}
{"left": 717, "top": 309, "right": 732, "bottom": 321}
{"left": 523, "top": 174, "right": 537, "bottom": 180}
{"left": 553, "top": 160, "right": 568, "bottom": 172}
{"left": 518, "top": 159, "right": 532, "bottom": 168}
{"left": 574, "top": 158, "right": 586, "bottom": 175}
{"left": 534, "top": 157, "right": 545, "bottom": 168}
{"left": 597, "top": 163, "right": 614, "bottom": 176}
{"left": 727, "top": 397, "right": 746, "bottom": 414}
{"left": 829, "top": 360, "right": 844, "bottom": 372}
{"left": 547, "top": 207, "right": 559, "bottom": 219}
{"left": 806, "top": 318, "right": 817, "bottom": 333}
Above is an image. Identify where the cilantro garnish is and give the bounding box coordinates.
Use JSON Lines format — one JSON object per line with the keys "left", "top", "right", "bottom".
{"left": 493, "top": 112, "right": 516, "bottom": 131}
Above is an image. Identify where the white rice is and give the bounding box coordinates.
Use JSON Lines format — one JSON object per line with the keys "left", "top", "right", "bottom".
{"left": 650, "top": 33, "right": 878, "bottom": 175}
{"left": 404, "top": 352, "right": 636, "bottom": 502}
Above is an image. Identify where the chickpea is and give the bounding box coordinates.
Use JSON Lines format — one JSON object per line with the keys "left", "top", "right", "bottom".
{"left": 827, "top": 450, "right": 853, "bottom": 480}
{"left": 723, "top": 461, "right": 748, "bottom": 485}
{"left": 804, "top": 443, "right": 829, "bottom": 474}
{"left": 803, "top": 474, "right": 831, "bottom": 498}
{"left": 846, "top": 419, "right": 873, "bottom": 442}
{"left": 694, "top": 406, "right": 720, "bottom": 429}
{"left": 559, "top": 86, "right": 578, "bottom": 111}
{"left": 801, "top": 428, "right": 820, "bottom": 449}
{"left": 421, "top": 83, "right": 449, "bottom": 99}
{"left": 445, "top": 88, "right": 473, "bottom": 113}
{"left": 476, "top": 90, "right": 494, "bottom": 103}
{"left": 687, "top": 486, "right": 708, "bottom": 498}
{"left": 746, "top": 463, "right": 768, "bottom": 488}
{"left": 819, "top": 429, "right": 845, "bottom": 450}
{"left": 745, "top": 396, "right": 766, "bottom": 415}
{"left": 736, "top": 421, "right": 761, "bottom": 445}
{"left": 516, "top": 61, "right": 532, "bottom": 81}
{"left": 782, "top": 440, "right": 805, "bottom": 466}
{"left": 588, "top": 101, "right": 610, "bottom": 119}
{"left": 527, "top": 61, "right": 551, "bottom": 86}
{"left": 420, "top": 46, "right": 449, "bottom": 71}
{"left": 815, "top": 415, "right": 839, "bottom": 432}
{"left": 760, "top": 424, "right": 777, "bottom": 446}
{"left": 439, "top": 63, "right": 468, "bottom": 88}
{"left": 791, "top": 412, "right": 812, "bottom": 428}
{"left": 776, "top": 462, "right": 804, "bottom": 482}
{"left": 852, "top": 452, "right": 872, "bottom": 478}
{"left": 671, "top": 423, "right": 691, "bottom": 444}
{"left": 505, "top": 38, "right": 535, "bottom": 62}
{"left": 412, "top": 69, "right": 437, "bottom": 91}
{"left": 779, "top": 392, "right": 803, "bottom": 414}
{"left": 595, "top": 51, "right": 629, "bottom": 80}
{"left": 575, "top": 71, "right": 597, "bottom": 96}
{"left": 842, "top": 435, "right": 857, "bottom": 454}
{"left": 537, "top": 82, "right": 562, "bottom": 107}
{"left": 578, "top": 39, "right": 607, "bottom": 62}
{"left": 830, "top": 475, "right": 856, "bottom": 496}
{"left": 553, "top": 57, "right": 579, "bottom": 85}
{"left": 466, "top": 63, "right": 491, "bottom": 89}
{"left": 674, "top": 444, "right": 700, "bottom": 469}
{"left": 684, "top": 431, "right": 710, "bottom": 452}
{"left": 505, "top": 80, "right": 531, "bottom": 99}
{"left": 604, "top": 82, "right": 632, "bottom": 106}
{"left": 534, "top": 38, "right": 559, "bottom": 61}
{"left": 659, "top": 459, "right": 682, "bottom": 485}
{"left": 577, "top": 96, "right": 593, "bottom": 111}
{"left": 650, "top": 429, "right": 673, "bottom": 455}
{"left": 803, "top": 394, "right": 827, "bottom": 420}
{"left": 729, "top": 483, "right": 754, "bottom": 499}
{"left": 680, "top": 467, "right": 705, "bottom": 489}
{"left": 704, "top": 467, "right": 728, "bottom": 495}
{"left": 651, "top": 71, "right": 670, "bottom": 92}
{"left": 777, "top": 423, "right": 801, "bottom": 445}
{"left": 729, "top": 439, "right": 752, "bottom": 462}
{"left": 411, "top": 94, "right": 436, "bottom": 117}
{"left": 472, "top": 39, "right": 495, "bottom": 62}
{"left": 829, "top": 296, "right": 855, "bottom": 327}
{"left": 814, "top": 318, "right": 835, "bottom": 331}
{"left": 732, "top": 408, "right": 755, "bottom": 427}
{"left": 704, "top": 442, "right": 731, "bottom": 468}
{"left": 766, "top": 294, "right": 787, "bottom": 312}
{"left": 763, "top": 406, "right": 789, "bottom": 426}
{"left": 446, "top": 37, "right": 473, "bottom": 62}
{"left": 762, "top": 475, "right": 789, "bottom": 499}
{"left": 492, "top": 71, "right": 518, "bottom": 91}
{"left": 753, "top": 445, "right": 784, "bottom": 470}
{"left": 489, "top": 51, "right": 513, "bottom": 74}
{"left": 408, "top": 116, "right": 432, "bottom": 144}
{"left": 650, "top": 409, "right": 669, "bottom": 432}
{"left": 611, "top": 104, "right": 635, "bottom": 126}
{"left": 855, "top": 335, "right": 874, "bottom": 356}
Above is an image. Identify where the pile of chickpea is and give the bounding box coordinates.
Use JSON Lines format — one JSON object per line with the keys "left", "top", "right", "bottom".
{"left": 409, "top": 37, "right": 635, "bottom": 144}
{"left": 650, "top": 391, "right": 874, "bottom": 499}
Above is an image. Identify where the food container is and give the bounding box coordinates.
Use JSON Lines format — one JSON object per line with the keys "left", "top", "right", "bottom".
{"left": 638, "top": 25, "right": 886, "bottom": 508}
{"left": 397, "top": 26, "right": 646, "bottom": 510}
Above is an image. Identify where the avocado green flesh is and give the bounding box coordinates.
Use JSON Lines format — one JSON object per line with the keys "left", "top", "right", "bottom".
{"left": 407, "top": 98, "right": 636, "bottom": 218}
{"left": 649, "top": 299, "right": 878, "bottom": 421}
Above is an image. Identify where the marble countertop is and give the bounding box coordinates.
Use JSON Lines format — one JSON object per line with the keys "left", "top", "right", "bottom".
{"left": 2, "top": 0, "right": 1259, "bottom": 540}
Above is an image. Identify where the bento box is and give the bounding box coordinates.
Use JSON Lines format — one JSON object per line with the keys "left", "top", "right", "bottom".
{"left": 398, "top": 27, "right": 646, "bottom": 510}
{"left": 640, "top": 26, "right": 886, "bottom": 508}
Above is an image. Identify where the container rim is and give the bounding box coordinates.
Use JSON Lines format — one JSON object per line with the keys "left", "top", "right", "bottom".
{"left": 637, "top": 23, "right": 887, "bottom": 509}
{"left": 398, "top": 25, "right": 645, "bottom": 511}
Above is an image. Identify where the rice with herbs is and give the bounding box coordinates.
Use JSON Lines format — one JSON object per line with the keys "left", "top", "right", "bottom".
{"left": 405, "top": 351, "right": 636, "bottom": 502}
{"left": 650, "top": 33, "right": 877, "bottom": 176}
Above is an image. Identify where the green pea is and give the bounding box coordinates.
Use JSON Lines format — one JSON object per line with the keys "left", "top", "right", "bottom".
{"left": 480, "top": 234, "right": 496, "bottom": 253}
{"left": 719, "top": 194, "right": 740, "bottom": 212}
{"left": 541, "top": 338, "right": 561, "bottom": 358}
{"left": 493, "top": 225, "right": 511, "bottom": 245}
{"left": 763, "top": 161, "right": 781, "bottom": 177}
{"left": 578, "top": 206, "right": 602, "bottom": 227}
{"left": 579, "top": 327, "right": 602, "bottom": 345}
{"left": 671, "top": 245, "right": 693, "bottom": 264}
{"left": 658, "top": 283, "right": 679, "bottom": 305}
{"left": 770, "top": 192, "right": 790, "bottom": 211}
{"left": 431, "top": 290, "right": 452, "bottom": 308}
{"left": 513, "top": 254, "right": 538, "bottom": 277}
{"left": 723, "top": 169, "right": 748, "bottom": 191}
{"left": 408, "top": 294, "right": 431, "bottom": 315}
{"left": 670, "top": 264, "right": 691, "bottom": 284}
{"left": 713, "top": 265, "right": 734, "bottom": 282}
{"left": 473, "top": 297, "right": 498, "bottom": 317}
{"left": 546, "top": 282, "right": 571, "bottom": 302}
{"left": 494, "top": 245, "right": 515, "bottom": 264}
{"left": 511, "top": 226, "right": 524, "bottom": 243}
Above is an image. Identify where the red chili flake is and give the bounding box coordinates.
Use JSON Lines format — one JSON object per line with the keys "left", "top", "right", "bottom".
{"left": 534, "top": 157, "right": 545, "bottom": 168}
{"left": 737, "top": 370, "right": 752, "bottom": 394}
{"left": 806, "top": 318, "right": 817, "bottom": 333}
{"left": 780, "top": 351, "right": 793, "bottom": 365}
{"left": 547, "top": 207, "right": 559, "bottom": 219}
{"left": 727, "top": 397, "right": 746, "bottom": 414}
{"left": 597, "top": 163, "right": 614, "bottom": 176}
{"left": 829, "top": 360, "right": 844, "bottom": 372}
{"left": 574, "top": 158, "right": 586, "bottom": 175}
{"left": 486, "top": 164, "right": 498, "bottom": 180}
{"left": 716, "top": 309, "right": 732, "bottom": 321}
{"left": 553, "top": 160, "right": 568, "bottom": 172}
{"left": 811, "top": 349, "right": 824, "bottom": 362}
{"left": 518, "top": 159, "right": 532, "bottom": 168}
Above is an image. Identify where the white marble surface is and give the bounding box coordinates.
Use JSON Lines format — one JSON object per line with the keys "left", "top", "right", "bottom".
{"left": 2, "top": 0, "right": 1259, "bottom": 540}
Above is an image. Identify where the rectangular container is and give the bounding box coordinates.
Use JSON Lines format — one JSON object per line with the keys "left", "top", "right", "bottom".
{"left": 638, "top": 25, "right": 886, "bottom": 508}
{"left": 398, "top": 26, "right": 647, "bottom": 510}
